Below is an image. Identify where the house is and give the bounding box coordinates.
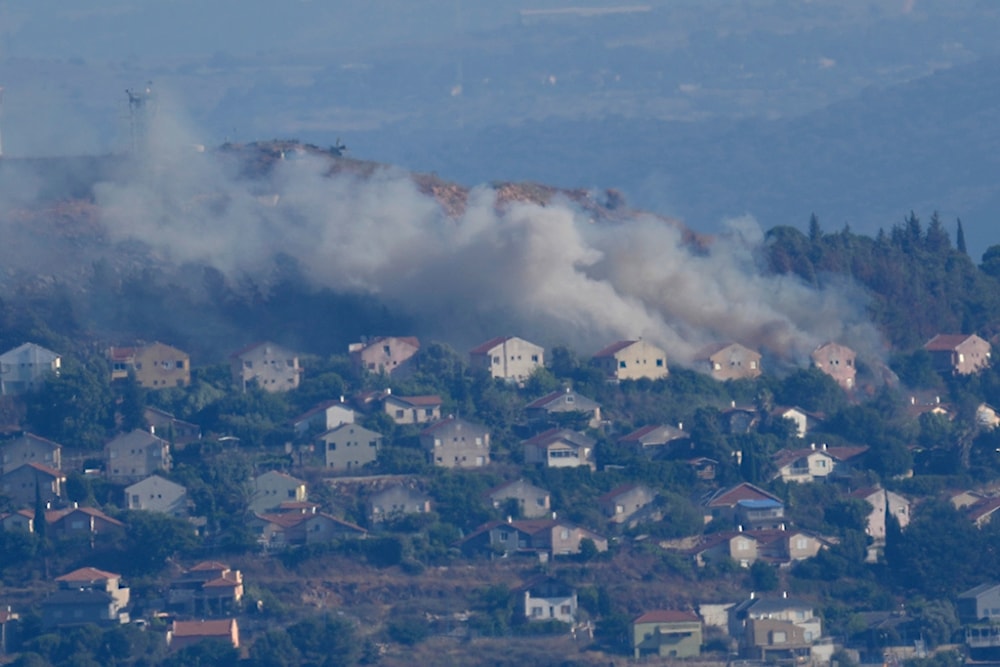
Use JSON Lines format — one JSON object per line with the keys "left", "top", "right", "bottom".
{"left": 0, "top": 509, "right": 34, "bottom": 532}
{"left": 736, "top": 499, "right": 786, "bottom": 530}
{"left": 771, "top": 444, "right": 869, "bottom": 483}
{"left": 249, "top": 471, "right": 307, "bottom": 514}
{"left": 849, "top": 486, "right": 910, "bottom": 541}
{"left": 382, "top": 393, "right": 443, "bottom": 425}
{"left": 958, "top": 583, "right": 1000, "bottom": 624}
{"left": 617, "top": 424, "right": 688, "bottom": 458}
{"left": 107, "top": 341, "right": 190, "bottom": 389}
{"left": 924, "top": 333, "right": 992, "bottom": 375}
{"left": 811, "top": 342, "right": 857, "bottom": 391}
{"left": 633, "top": 610, "right": 702, "bottom": 659}
{"left": 0, "top": 342, "right": 61, "bottom": 395}
{"left": 525, "top": 389, "right": 602, "bottom": 428}
{"left": 703, "top": 482, "right": 783, "bottom": 525}
{"left": 319, "top": 423, "right": 382, "bottom": 471}
{"left": 251, "top": 511, "right": 367, "bottom": 549}
{"left": 721, "top": 403, "right": 760, "bottom": 434}
{"left": 46, "top": 506, "right": 125, "bottom": 538}
{"left": 43, "top": 567, "right": 130, "bottom": 627}
{"left": 168, "top": 562, "right": 244, "bottom": 615}
{"left": 598, "top": 483, "right": 657, "bottom": 525}
{"left": 229, "top": 341, "right": 301, "bottom": 392}
{"left": 741, "top": 617, "right": 812, "bottom": 663}
{"left": 168, "top": 618, "right": 239, "bottom": 651}
{"left": 0, "top": 462, "right": 64, "bottom": 506}
{"left": 368, "top": 485, "right": 431, "bottom": 524}
{"left": 687, "top": 457, "right": 719, "bottom": 481}
{"left": 349, "top": 336, "right": 420, "bottom": 376}
{"left": 967, "top": 497, "right": 1000, "bottom": 528}
{"left": 522, "top": 428, "right": 595, "bottom": 469}
{"left": 729, "top": 595, "right": 822, "bottom": 645}
{"left": 593, "top": 339, "right": 668, "bottom": 381}
{"left": 459, "top": 518, "right": 607, "bottom": 558}
{"left": 771, "top": 406, "right": 824, "bottom": 439}
{"left": 684, "top": 528, "right": 823, "bottom": 568}
{"left": 485, "top": 479, "right": 551, "bottom": 519}
{"left": 143, "top": 407, "right": 201, "bottom": 446}
{"left": 105, "top": 429, "right": 171, "bottom": 484}
{"left": 469, "top": 336, "right": 544, "bottom": 383}
{"left": 0, "top": 432, "right": 62, "bottom": 475}
{"left": 420, "top": 417, "right": 491, "bottom": 468}
{"left": 696, "top": 342, "right": 762, "bottom": 381}
{"left": 519, "top": 577, "right": 576, "bottom": 623}
{"left": 290, "top": 399, "right": 355, "bottom": 436}
{"left": 124, "top": 475, "right": 188, "bottom": 516}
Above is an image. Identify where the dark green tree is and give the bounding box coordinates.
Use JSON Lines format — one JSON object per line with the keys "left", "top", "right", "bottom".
{"left": 956, "top": 218, "right": 967, "bottom": 255}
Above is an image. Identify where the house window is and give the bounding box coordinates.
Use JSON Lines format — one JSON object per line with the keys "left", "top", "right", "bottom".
{"left": 499, "top": 531, "right": 508, "bottom": 542}
{"left": 560, "top": 604, "right": 572, "bottom": 615}
{"left": 618, "top": 360, "right": 627, "bottom": 368}
{"left": 531, "top": 355, "right": 539, "bottom": 362}
{"left": 288, "top": 490, "right": 296, "bottom": 498}
{"left": 424, "top": 408, "right": 435, "bottom": 417}
{"left": 560, "top": 529, "right": 569, "bottom": 539}
{"left": 531, "top": 606, "right": 543, "bottom": 617}
{"left": 395, "top": 410, "right": 404, "bottom": 418}
{"left": 656, "top": 359, "right": 664, "bottom": 367}
{"left": 772, "top": 631, "right": 786, "bottom": 644}
{"left": 750, "top": 361, "right": 758, "bottom": 369}
{"left": 714, "top": 362, "right": 722, "bottom": 370}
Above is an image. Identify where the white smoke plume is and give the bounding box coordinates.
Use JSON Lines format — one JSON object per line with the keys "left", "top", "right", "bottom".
{"left": 92, "top": 107, "right": 886, "bottom": 370}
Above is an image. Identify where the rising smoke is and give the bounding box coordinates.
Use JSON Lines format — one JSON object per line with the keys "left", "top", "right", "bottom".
{"left": 90, "top": 106, "right": 886, "bottom": 371}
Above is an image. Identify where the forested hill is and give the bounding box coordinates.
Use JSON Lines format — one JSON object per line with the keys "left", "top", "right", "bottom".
{"left": 765, "top": 213, "right": 1000, "bottom": 351}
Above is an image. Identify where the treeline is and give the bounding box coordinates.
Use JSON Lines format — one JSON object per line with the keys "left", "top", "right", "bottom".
{"left": 766, "top": 213, "right": 1000, "bottom": 350}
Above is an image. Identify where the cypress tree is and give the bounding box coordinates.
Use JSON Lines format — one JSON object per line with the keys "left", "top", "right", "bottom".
{"left": 956, "top": 218, "right": 967, "bottom": 254}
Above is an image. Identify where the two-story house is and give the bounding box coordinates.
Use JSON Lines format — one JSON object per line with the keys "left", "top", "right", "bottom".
{"left": 124, "top": 474, "right": 188, "bottom": 516}
{"left": 617, "top": 424, "right": 688, "bottom": 458}
{"left": 519, "top": 576, "right": 577, "bottom": 624}
{"left": 485, "top": 479, "right": 552, "bottom": 519}
{"left": 420, "top": 417, "right": 490, "bottom": 469}
{"left": 108, "top": 342, "right": 190, "bottom": 389}
{"left": 0, "top": 462, "right": 64, "bottom": 507}
{"left": 696, "top": 342, "right": 762, "bottom": 381}
{"left": 771, "top": 406, "right": 825, "bottom": 439}
{"left": 522, "top": 428, "right": 595, "bottom": 469}
{"left": 469, "top": 336, "right": 545, "bottom": 383}
{"left": 633, "top": 610, "right": 703, "bottom": 659}
{"left": 43, "top": 567, "right": 130, "bottom": 628}
{"left": 104, "top": 429, "right": 171, "bottom": 484}
{"left": 811, "top": 342, "right": 857, "bottom": 391}
{"left": 593, "top": 339, "right": 668, "bottom": 381}
{"left": 229, "top": 341, "right": 301, "bottom": 392}
{"left": 167, "top": 561, "right": 244, "bottom": 615}
{"left": 525, "top": 389, "right": 602, "bottom": 429}
{"left": 382, "top": 393, "right": 443, "bottom": 425}
{"left": 771, "top": 444, "right": 869, "bottom": 483}
{"left": 249, "top": 471, "right": 307, "bottom": 514}
{"left": 925, "top": 333, "right": 992, "bottom": 375}
{"left": 849, "top": 486, "right": 910, "bottom": 542}
{"left": 703, "top": 482, "right": 783, "bottom": 527}
{"left": 349, "top": 336, "right": 420, "bottom": 376}
{"left": 0, "top": 432, "right": 62, "bottom": 476}
{"left": 289, "top": 399, "right": 355, "bottom": 437}
{"left": 143, "top": 407, "right": 202, "bottom": 447}
{"left": 0, "top": 342, "right": 61, "bottom": 395}
{"left": 598, "top": 483, "right": 657, "bottom": 525}
{"left": 319, "top": 423, "right": 382, "bottom": 471}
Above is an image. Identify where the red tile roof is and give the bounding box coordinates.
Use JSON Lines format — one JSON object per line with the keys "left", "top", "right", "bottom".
{"left": 593, "top": 340, "right": 637, "bottom": 358}
{"left": 469, "top": 336, "right": 512, "bottom": 355}
{"left": 633, "top": 610, "right": 700, "bottom": 624}
{"left": 56, "top": 566, "right": 120, "bottom": 583}
{"left": 391, "top": 394, "right": 443, "bottom": 407}
{"left": 705, "top": 483, "right": 781, "bottom": 508}
{"left": 172, "top": 618, "right": 236, "bottom": 637}
{"left": 924, "top": 334, "right": 977, "bottom": 351}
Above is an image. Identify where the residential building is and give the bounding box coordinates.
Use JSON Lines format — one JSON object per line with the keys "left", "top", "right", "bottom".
{"left": 741, "top": 617, "right": 812, "bottom": 663}
{"left": 229, "top": 341, "right": 301, "bottom": 392}
{"left": 46, "top": 507, "right": 124, "bottom": 538}
{"left": 958, "top": 583, "right": 1000, "bottom": 624}
{"left": 771, "top": 444, "right": 869, "bottom": 483}
{"left": 485, "top": 479, "right": 551, "bottom": 519}
{"left": 811, "top": 342, "right": 857, "bottom": 391}
{"left": 420, "top": 417, "right": 490, "bottom": 468}
{"left": 383, "top": 393, "right": 443, "bottom": 425}
{"left": 729, "top": 595, "right": 822, "bottom": 645}
{"left": 168, "top": 618, "right": 239, "bottom": 651}
{"left": 633, "top": 610, "right": 702, "bottom": 659}
{"left": 696, "top": 342, "right": 762, "bottom": 381}
{"left": 850, "top": 486, "right": 910, "bottom": 541}
{"left": 771, "top": 406, "right": 824, "bottom": 439}
{"left": 598, "top": 483, "right": 657, "bottom": 525}
{"left": 250, "top": 471, "right": 307, "bottom": 514}
{"left": 124, "top": 475, "right": 188, "bottom": 516}
{"left": 43, "top": 567, "right": 130, "bottom": 628}
{"left": 104, "top": 429, "right": 171, "bottom": 484}
{"left": 349, "top": 336, "right": 420, "bottom": 376}
{"left": 0, "top": 462, "right": 64, "bottom": 506}
{"left": 0, "top": 509, "right": 34, "bottom": 532}
{"left": 460, "top": 518, "right": 608, "bottom": 558}
{"left": 703, "top": 482, "right": 783, "bottom": 525}
{"left": 617, "top": 424, "right": 688, "bottom": 458}
{"left": 924, "top": 333, "right": 992, "bottom": 375}
{"left": 519, "top": 577, "right": 577, "bottom": 623}
{"left": 469, "top": 336, "right": 544, "bottom": 383}
{"left": 525, "top": 388, "right": 602, "bottom": 428}
{"left": 167, "top": 562, "right": 244, "bottom": 615}
{"left": 0, "top": 432, "right": 61, "bottom": 475}
{"left": 107, "top": 341, "right": 190, "bottom": 389}
{"left": 252, "top": 511, "right": 367, "bottom": 549}
{"left": 319, "top": 423, "right": 382, "bottom": 471}
{"left": 290, "top": 399, "right": 355, "bottom": 436}
{"left": 368, "top": 485, "right": 431, "bottom": 524}
{"left": 143, "top": 408, "right": 201, "bottom": 447}
{"left": 0, "top": 342, "right": 61, "bottom": 395}
{"left": 736, "top": 499, "right": 786, "bottom": 530}
{"left": 522, "top": 428, "right": 595, "bottom": 469}
{"left": 593, "top": 339, "right": 668, "bottom": 381}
